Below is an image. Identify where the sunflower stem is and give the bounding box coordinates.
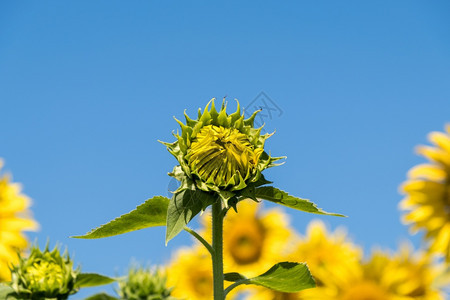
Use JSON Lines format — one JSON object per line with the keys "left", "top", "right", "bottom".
{"left": 212, "top": 200, "right": 225, "bottom": 299}
{"left": 224, "top": 279, "right": 250, "bottom": 297}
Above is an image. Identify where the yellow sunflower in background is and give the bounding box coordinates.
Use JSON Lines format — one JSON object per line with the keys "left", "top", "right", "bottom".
{"left": 299, "top": 245, "right": 446, "bottom": 300}
{"left": 167, "top": 246, "right": 238, "bottom": 300}
{"left": 201, "top": 199, "right": 293, "bottom": 278}
{"left": 400, "top": 124, "right": 450, "bottom": 260}
{"left": 246, "top": 220, "right": 361, "bottom": 300}
{"left": 289, "top": 220, "right": 362, "bottom": 282}
{"left": 0, "top": 160, "right": 38, "bottom": 282}
{"left": 167, "top": 246, "right": 213, "bottom": 300}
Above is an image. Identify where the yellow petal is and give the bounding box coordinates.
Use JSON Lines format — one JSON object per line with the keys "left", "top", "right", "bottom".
{"left": 416, "top": 146, "right": 450, "bottom": 166}
{"left": 0, "top": 231, "right": 28, "bottom": 249}
{"left": 0, "top": 243, "right": 19, "bottom": 261}
{"left": 0, "top": 196, "right": 30, "bottom": 215}
{"left": 0, "top": 217, "right": 39, "bottom": 231}
{"left": 426, "top": 216, "right": 446, "bottom": 231}
{"left": 429, "top": 131, "right": 450, "bottom": 153}
{"left": 404, "top": 205, "right": 434, "bottom": 222}
{"left": 0, "top": 262, "right": 12, "bottom": 281}
{"left": 407, "top": 164, "right": 446, "bottom": 181}
{"left": 431, "top": 223, "right": 450, "bottom": 253}
{"left": 401, "top": 180, "right": 445, "bottom": 195}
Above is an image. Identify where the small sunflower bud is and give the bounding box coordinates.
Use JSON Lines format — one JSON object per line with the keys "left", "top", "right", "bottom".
{"left": 117, "top": 267, "right": 175, "bottom": 300}
{"left": 9, "top": 244, "right": 79, "bottom": 299}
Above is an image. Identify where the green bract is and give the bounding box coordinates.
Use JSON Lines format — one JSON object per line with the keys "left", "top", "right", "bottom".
{"left": 161, "top": 99, "right": 283, "bottom": 207}
{"left": 10, "top": 245, "right": 79, "bottom": 300}
{"left": 117, "top": 267, "right": 176, "bottom": 300}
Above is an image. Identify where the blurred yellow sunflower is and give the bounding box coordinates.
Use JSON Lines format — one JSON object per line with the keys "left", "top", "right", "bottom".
{"left": 400, "top": 124, "right": 450, "bottom": 260}
{"left": 201, "top": 200, "right": 293, "bottom": 278}
{"left": 166, "top": 246, "right": 212, "bottom": 300}
{"left": 299, "top": 245, "right": 445, "bottom": 300}
{"left": 167, "top": 246, "right": 214, "bottom": 300}
{"left": 246, "top": 220, "right": 361, "bottom": 300}
{"left": 289, "top": 220, "right": 361, "bottom": 282}
{"left": 167, "top": 246, "right": 239, "bottom": 300}
{"left": 0, "top": 160, "right": 38, "bottom": 282}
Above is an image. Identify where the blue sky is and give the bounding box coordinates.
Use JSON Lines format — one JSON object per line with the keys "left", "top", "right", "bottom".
{"left": 1, "top": 1, "right": 450, "bottom": 298}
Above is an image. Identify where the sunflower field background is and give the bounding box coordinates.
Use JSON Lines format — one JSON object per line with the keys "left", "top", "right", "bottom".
{"left": 1, "top": 1, "right": 450, "bottom": 299}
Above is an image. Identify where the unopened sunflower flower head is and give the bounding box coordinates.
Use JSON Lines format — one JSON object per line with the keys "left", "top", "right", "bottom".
{"left": 9, "top": 244, "right": 79, "bottom": 299}
{"left": 161, "top": 98, "right": 283, "bottom": 209}
{"left": 117, "top": 266, "right": 176, "bottom": 300}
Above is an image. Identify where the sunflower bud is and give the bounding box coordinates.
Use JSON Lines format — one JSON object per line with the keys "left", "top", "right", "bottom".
{"left": 117, "top": 267, "right": 175, "bottom": 300}
{"left": 162, "top": 99, "right": 283, "bottom": 206}
{"left": 9, "top": 244, "right": 79, "bottom": 299}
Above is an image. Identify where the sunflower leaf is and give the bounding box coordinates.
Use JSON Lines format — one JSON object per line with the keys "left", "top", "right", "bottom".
{"left": 224, "top": 262, "right": 315, "bottom": 296}
{"left": 252, "top": 173, "right": 272, "bottom": 187}
{"left": 72, "top": 196, "right": 170, "bottom": 239}
{"left": 165, "top": 189, "right": 216, "bottom": 244}
{"left": 0, "top": 285, "right": 17, "bottom": 300}
{"left": 224, "top": 272, "right": 247, "bottom": 282}
{"left": 255, "top": 186, "right": 345, "bottom": 217}
{"left": 238, "top": 174, "right": 272, "bottom": 201}
{"left": 247, "top": 262, "right": 315, "bottom": 292}
{"left": 75, "top": 273, "right": 116, "bottom": 288}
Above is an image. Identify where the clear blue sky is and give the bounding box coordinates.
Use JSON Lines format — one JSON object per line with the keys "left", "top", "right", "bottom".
{"left": 1, "top": 1, "right": 450, "bottom": 298}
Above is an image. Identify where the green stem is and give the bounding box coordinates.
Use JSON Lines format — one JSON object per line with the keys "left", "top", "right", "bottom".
{"left": 184, "top": 226, "right": 214, "bottom": 255}
{"left": 212, "top": 200, "right": 225, "bottom": 299}
{"left": 224, "top": 279, "right": 250, "bottom": 297}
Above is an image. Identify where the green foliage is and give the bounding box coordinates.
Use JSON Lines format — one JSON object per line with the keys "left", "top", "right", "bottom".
{"left": 223, "top": 272, "right": 246, "bottom": 282}
{"left": 165, "top": 189, "right": 216, "bottom": 244}
{"left": 246, "top": 262, "right": 315, "bottom": 292}
{"left": 117, "top": 267, "right": 177, "bottom": 300}
{"left": 73, "top": 196, "right": 170, "bottom": 239}
{"left": 75, "top": 273, "right": 115, "bottom": 288}
{"left": 225, "top": 262, "right": 315, "bottom": 295}
{"left": 0, "top": 284, "right": 16, "bottom": 300}
{"left": 255, "top": 186, "right": 345, "bottom": 216}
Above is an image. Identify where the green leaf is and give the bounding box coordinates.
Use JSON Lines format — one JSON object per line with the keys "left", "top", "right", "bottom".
{"left": 253, "top": 173, "right": 272, "bottom": 187}
{"left": 224, "top": 272, "right": 247, "bottom": 282}
{"left": 255, "top": 186, "right": 345, "bottom": 217}
{"left": 84, "top": 293, "right": 119, "bottom": 300}
{"left": 225, "top": 262, "right": 315, "bottom": 295}
{"left": 75, "top": 273, "right": 116, "bottom": 288}
{"left": 165, "top": 189, "right": 216, "bottom": 244}
{"left": 0, "top": 285, "right": 17, "bottom": 300}
{"left": 249, "top": 262, "right": 315, "bottom": 292}
{"left": 72, "top": 196, "right": 170, "bottom": 239}
{"left": 238, "top": 174, "right": 272, "bottom": 201}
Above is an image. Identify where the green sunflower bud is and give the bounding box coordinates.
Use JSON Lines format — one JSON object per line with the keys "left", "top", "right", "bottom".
{"left": 161, "top": 99, "right": 283, "bottom": 206}
{"left": 117, "top": 267, "right": 176, "bottom": 300}
{"left": 9, "top": 244, "right": 79, "bottom": 299}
